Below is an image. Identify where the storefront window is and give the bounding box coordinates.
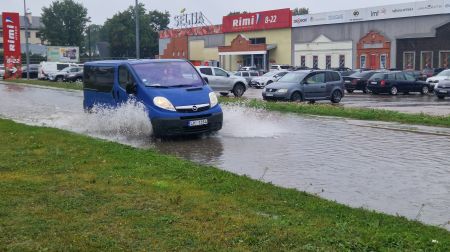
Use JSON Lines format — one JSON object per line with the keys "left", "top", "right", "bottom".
{"left": 339, "top": 55, "right": 345, "bottom": 68}
{"left": 380, "top": 54, "right": 387, "bottom": 69}
{"left": 420, "top": 51, "right": 433, "bottom": 69}
{"left": 403, "top": 52, "right": 415, "bottom": 69}
{"left": 440, "top": 51, "right": 450, "bottom": 68}
{"left": 313, "top": 56, "right": 318, "bottom": 69}
{"left": 360, "top": 55, "right": 366, "bottom": 68}
{"left": 250, "top": 38, "right": 266, "bottom": 44}
{"left": 301, "top": 56, "right": 306, "bottom": 67}
{"left": 326, "top": 55, "right": 331, "bottom": 69}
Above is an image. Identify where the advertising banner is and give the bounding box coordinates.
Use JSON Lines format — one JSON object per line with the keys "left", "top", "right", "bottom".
{"left": 47, "top": 46, "right": 80, "bottom": 62}
{"left": 2, "top": 12, "right": 22, "bottom": 79}
{"left": 222, "top": 9, "right": 292, "bottom": 33}
{"left": 292, "top": 0, "right": 450, "bottom": 27}
{"left": 159, "top": 25, "right": 222, "bottom": 39}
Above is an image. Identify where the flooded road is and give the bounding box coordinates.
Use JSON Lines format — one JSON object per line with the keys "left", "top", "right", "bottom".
{"left": 1, "top": 83, "right": 449, "bottom": 230}
{"left": 244, "top": 88, "right": 450, "bottom": 116}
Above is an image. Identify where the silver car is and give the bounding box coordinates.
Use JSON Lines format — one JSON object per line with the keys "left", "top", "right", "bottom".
{"left": 234, "top": 71, "right": 260, "bottom": 84}
{"left": 262, "top": 70, "right": 345, "bottom": 103}
{"left": 196, "top": 66, "right": 247, "bottom": 97}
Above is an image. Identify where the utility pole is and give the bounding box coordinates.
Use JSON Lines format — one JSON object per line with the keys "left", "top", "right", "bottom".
{"left": 23, "top": 0, "right": 31, "bottom": 79}
{"left": 88, "top": 23, "right": 92, "bottom": 60}
{"left": 135, "top": 0, "right": 140, "bottom": 59}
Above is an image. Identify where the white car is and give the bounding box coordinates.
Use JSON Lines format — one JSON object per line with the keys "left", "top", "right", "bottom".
{"left": 270, "top": 64, "right": 291, "bottom": 71}
{"left": 196, "top": 66, "right": 247, "bottom": 97}
{"left": 249, "top": 71, "right": 289, "bottom": 88}
{"left": 426, "top": 69, "right": 450, "bottom": 89}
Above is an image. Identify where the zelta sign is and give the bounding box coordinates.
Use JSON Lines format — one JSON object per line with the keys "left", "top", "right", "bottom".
{"left": 2, "top": 12, "right": 22, "bottom": 79}
{"left": 222, "top": 9, "right": 291, "bottom": 33}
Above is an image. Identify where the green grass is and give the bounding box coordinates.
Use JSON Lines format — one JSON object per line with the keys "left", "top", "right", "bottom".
{"left": 220, "top": 97, "right": 450, "bottom": 128}
{"left": 3, "top": 79, "right": 83, "bottom": 90}
{"left": 0, "top": 119, "right": 449, "bottom": 251}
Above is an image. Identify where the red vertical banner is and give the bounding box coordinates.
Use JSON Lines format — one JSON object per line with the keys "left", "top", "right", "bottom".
{"left": 2, "top": 12, "right": 22, "bottom": 79}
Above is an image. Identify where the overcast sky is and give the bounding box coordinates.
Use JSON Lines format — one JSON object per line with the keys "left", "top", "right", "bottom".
{"left": 4, "top": 0, "right": 419, "bottom": 26}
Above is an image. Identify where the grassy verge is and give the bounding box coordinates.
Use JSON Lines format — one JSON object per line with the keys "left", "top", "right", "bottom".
{"left": 2, "top": 79, "right": 83, "bottom": 90}
{"left": 0, "top": 118, "right": 448, "bottom": 250}
{"left": 220, "top": 97, "right": 450, "bottom": 128}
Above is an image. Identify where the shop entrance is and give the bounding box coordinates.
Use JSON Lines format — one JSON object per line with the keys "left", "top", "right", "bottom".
{"left": 243, "top": 55, "right": 267, "bottom": 70}
{"left": 357, "top": 31, "right": 391, "bottom": 70}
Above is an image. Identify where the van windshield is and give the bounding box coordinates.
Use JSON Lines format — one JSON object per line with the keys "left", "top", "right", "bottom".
{"left": 132, "top": 61, "right": 203, "bottom": 87}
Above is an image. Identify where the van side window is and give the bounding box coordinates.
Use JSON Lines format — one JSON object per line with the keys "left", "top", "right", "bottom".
{"left": 118, "top": 66, "right": 134, "bottom": 90}
{"left": 57, "top": 64, "right": 69, "bottom": 70}
{"left": 326, "top": 72, "right": 341, "bottom": 82}
{"left": 84, "top": 66, "right": 114, "bottom": 92}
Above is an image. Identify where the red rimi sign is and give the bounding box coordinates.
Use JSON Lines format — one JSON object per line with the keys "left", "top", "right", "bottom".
{"left": 2, "top": 12, "right": 22, "bottom": 79}
{"left": 222, "top": 9, "right": 292, "bottom": 33}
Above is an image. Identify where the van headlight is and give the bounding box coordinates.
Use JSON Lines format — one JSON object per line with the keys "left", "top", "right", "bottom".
{"left": 276, "top": 89, "right": 288, "bottom": 93}
{"left": 153, "top": 96, "right": 175, "bottom": 111}
{"left": 209, "top": 92, "right": 218, "bottom": 107}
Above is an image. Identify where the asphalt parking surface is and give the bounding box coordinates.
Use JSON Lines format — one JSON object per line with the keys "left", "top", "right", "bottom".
{"left": 243, "top": 87, "right": 450, "bottom": 116}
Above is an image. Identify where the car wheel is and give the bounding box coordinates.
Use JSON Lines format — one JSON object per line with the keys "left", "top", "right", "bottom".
{"left": 331, "top": 90, "right": 343, "bottom": 103}
{"left": 290, "top": 92, "right": 303, "bottom": 102}
{"left": 233, "top": 83, "right": 245, "bottom": 97}
{"left": 389, "top": 86, "right": 398, "bottom": 95}
{"left": 56, "top": 76, "right": 64, "bottom": 82}
{"left": 421, "top": 86, "right": 429, "bottom": 95}
{"left": 346, "top": 89, "right": 354, "bottom": 94}
{"left": 220, "top": 92, "right": 229, "bottom": 97}
{"left": 363, "top": 86, "right": 370, "bottom": 94}
{"left": 437, "top": 95, "right": 445, "bottom": 100}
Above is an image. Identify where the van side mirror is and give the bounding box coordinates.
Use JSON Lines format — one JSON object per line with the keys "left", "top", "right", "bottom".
{"left": 126, "top": 82, "right": 136, "bottom": 94}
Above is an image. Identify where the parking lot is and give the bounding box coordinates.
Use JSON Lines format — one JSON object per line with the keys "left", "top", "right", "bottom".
{"left": 243, "top": 87, "right": 450, "bottom": 116}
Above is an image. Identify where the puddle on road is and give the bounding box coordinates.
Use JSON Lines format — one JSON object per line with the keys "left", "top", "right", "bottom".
{"left": 0, "top": 83, "right": 449, "bottom": 230}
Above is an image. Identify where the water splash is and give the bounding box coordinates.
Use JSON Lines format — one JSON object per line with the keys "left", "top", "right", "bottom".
{"left": 221, "top": 104, "right": 288, "bottom": 138}
{"left": 40, "top": 99, "right": 153, "bottom": 148}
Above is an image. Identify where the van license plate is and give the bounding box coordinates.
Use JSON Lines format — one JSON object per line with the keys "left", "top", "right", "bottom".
{"left": 371, "top": 81, "right": 377, "bottom": 84}
{"left": 439, "top": 90, "right": 447, "bottom": 93}
{"left": 188, "top": 119, "right": 208, "bottom": 127}
{"left": 266, "top": 93, "right": 274, "bottom": 97}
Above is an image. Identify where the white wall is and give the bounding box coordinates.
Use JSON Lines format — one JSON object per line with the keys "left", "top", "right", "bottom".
{"left": 294, "top": 38, "right": 353, "bottom": 68}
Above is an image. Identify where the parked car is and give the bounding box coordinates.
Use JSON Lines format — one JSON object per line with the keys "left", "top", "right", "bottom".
{"left": 249, "top": 71, "right": 289, "bottom": 88}
{"left": 426, "top": 69, "right": 450, "bottom": 90}
{"left": 238, "top": 66, "right": 257, "bottom": 71}
{"left": 420, "top": 67, "right": 445, "bottom": 80}
{"left": 367, "top": 71, "right": 430, "bottom": 95}
{"left": 196, "top": 66, "right": 247, "bottom": 97}
{"left": 64, "top": 68, "right": 83, "bottom": 83}
{"left": 48, "top": 66, "right": 83, "bottom": 82}
{"left": 21, "top": 64, "right": 39, "bottom": 79}
{"left": 331, "top": 67, "right": 355, "bottom": 77}
{"left": 270, "top": 64, "right": 291, "bottom": 71}
{"left": 38, "top": 62, "right": 81, "bottom": 80}
{"left": 434, "top": 79, "right": 450, "bottom": 99}
{"left": 344, "top": 71, "right": 379, "bottom": 93}
{"left": 234, "top": 71, "right": 259, "bottom": 84}
{"left": 262, "top": 70, "right": 344, "bottom": 103}
{"left": 0, "top": 65, "right": 5, "bottom": 79}
{"left": 84, "top": 59, "right": 223, "bottom": 137}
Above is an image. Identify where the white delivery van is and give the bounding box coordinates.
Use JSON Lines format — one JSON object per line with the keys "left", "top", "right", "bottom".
{"left": 38, "top": 62, "right": 81, "bottom": 80}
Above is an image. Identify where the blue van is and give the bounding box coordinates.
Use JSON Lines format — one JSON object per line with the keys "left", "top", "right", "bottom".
{"left": 83, "top": 59, "right": 223, "bottom": 136}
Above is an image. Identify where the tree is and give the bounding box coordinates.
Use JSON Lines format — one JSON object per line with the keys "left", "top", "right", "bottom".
{"left": 101, "top": 4, "right": 170, "bottom": 58}
{"left": 292, "top": 8, "right": 309, "bottom": 15}
{"left": 83, "top": 24, "right": 103, "bottom": 56}
{"left": 40, "top": 0, "right": 89, "bottom": 49}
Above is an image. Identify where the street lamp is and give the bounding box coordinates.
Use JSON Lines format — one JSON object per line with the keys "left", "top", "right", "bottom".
{"left": 23, "top": 0, "right": 31, "bottom": 79}
{"left": 87, "top": 19, "right": 92, "bottom": 60}
{"left": 135, "top": 0, "right": 140, "bottom": 59}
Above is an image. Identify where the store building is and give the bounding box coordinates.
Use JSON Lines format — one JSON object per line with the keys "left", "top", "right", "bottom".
{"left": 159, "top": 9, "right": 292, "bottom": 72}
{"left": 292, "top": 0, "right": 450, "bottom": 70}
